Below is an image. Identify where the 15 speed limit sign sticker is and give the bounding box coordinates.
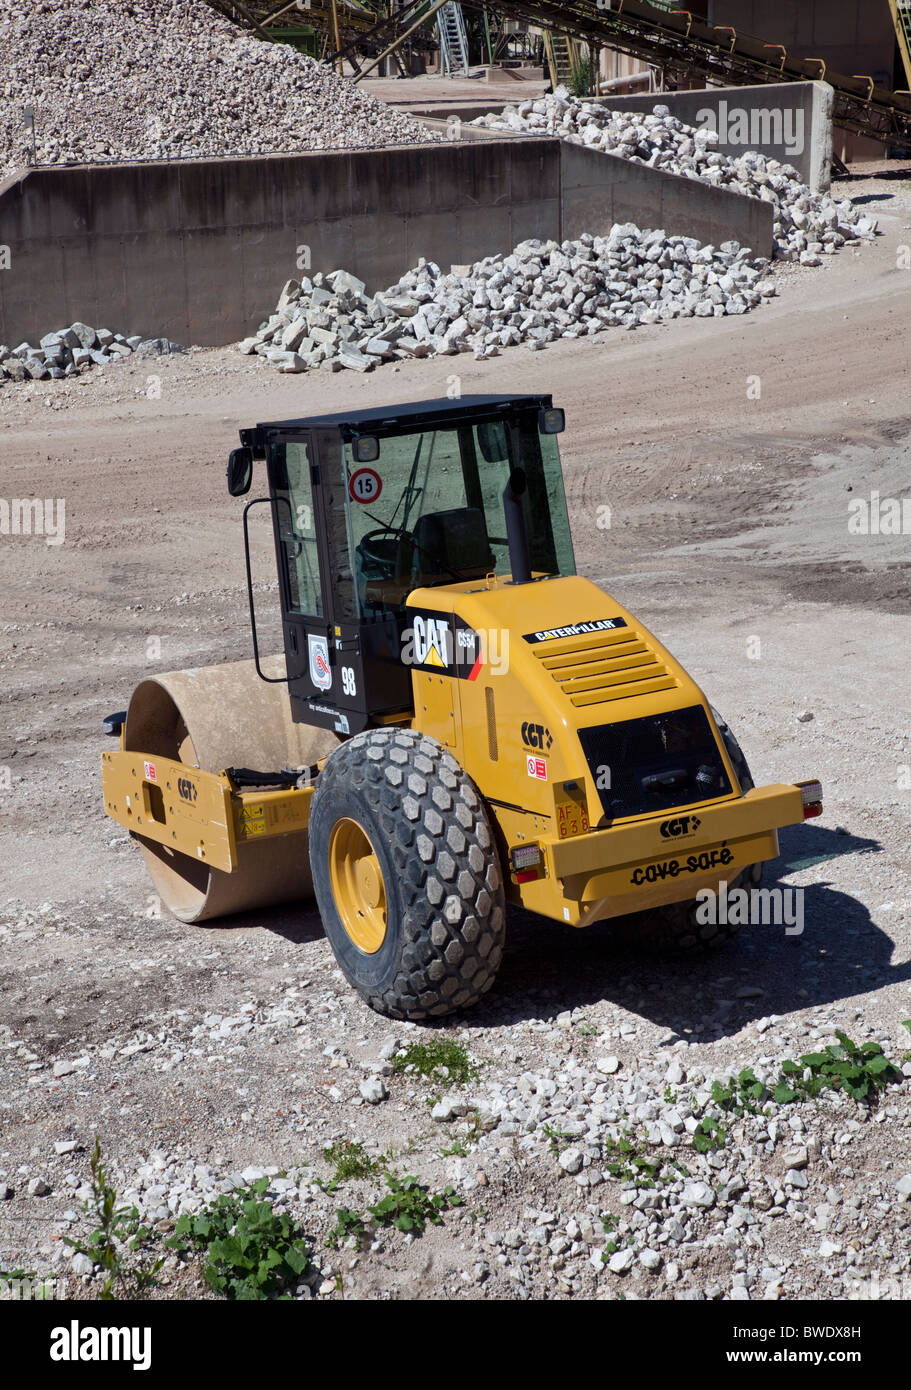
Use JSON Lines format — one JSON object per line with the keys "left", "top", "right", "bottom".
{"left": 349, "top": 468, "right": 382, "bottom": 504}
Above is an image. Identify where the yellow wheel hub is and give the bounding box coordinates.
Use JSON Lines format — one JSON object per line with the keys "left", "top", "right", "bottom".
{"left": 328, "top": 817, "right": 388, "bottom": 954}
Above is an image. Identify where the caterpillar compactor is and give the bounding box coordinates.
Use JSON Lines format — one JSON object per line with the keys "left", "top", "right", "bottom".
{"left": 102, "top": 394, "right": 822, "bottom": 1019}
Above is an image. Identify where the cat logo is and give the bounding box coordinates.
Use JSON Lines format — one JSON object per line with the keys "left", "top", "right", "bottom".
{"left": 413, "top": 613, "right": 451, "bottom": 669}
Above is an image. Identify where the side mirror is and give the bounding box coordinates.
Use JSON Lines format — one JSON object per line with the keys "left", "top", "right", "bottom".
{"left": 538, "top": 407, "right": 565, "bottom": 434}
{"left": 477, "top": 420, "right": 508, "bottom": 463}
{"left": 226, "top": 446, "right": 253, "bottom": 496}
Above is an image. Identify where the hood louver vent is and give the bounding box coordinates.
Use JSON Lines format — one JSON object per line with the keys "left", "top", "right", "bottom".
{"left": 533, "top": 628, "right": 677, "bottom": 708}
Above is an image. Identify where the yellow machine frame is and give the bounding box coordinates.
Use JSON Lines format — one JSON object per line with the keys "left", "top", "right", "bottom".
{"left": 102, "top": 570, "right": 820, "bottom": 930}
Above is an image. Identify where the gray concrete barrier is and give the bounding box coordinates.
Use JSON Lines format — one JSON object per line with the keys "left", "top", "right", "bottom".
{"left": 597, "top": 82, "right": 834, "bottom": 192}
{"left": 0, "top": 135, "right": 772, "bottom": 349}
{"left": 559, "top": 142, "right": 773, "bottom": 255}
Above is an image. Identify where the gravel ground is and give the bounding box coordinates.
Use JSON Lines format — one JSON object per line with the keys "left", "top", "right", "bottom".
{"left": 1, "top": 169, "right": 910, "bottom": 1302}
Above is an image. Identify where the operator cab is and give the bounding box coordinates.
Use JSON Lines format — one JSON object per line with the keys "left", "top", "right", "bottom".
{"left": 228, "top": 394, "right": 575, "bottom": 736}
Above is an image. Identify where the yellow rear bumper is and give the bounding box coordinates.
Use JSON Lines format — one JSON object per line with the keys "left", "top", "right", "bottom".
{"left": 529, "top": 783, "right": 810, "bottom": 927}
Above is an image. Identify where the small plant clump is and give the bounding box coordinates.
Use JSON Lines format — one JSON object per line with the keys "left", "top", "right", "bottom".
{"left": 168, "top": 1179, "right": 310, "bottom": 1300}
{"left": 600, "top": 1213, "right": 632, "bottom": 1260}
{"left": 601, "top": 1131, "right": 663, "bottom": 1187}
{"left": 322, "top": 1140, "right": 384, "bottom": 1190}
{"left": 692, "top": 1115, "right": 726, "bottom": 1154}
{"left": 327, "top": 1207, "right": 369, "bottom": 1251}
{"left": 439, "top": 1139, "right": 470, "bottom": 1158}
{"left": 772, "top": 1031, "right": 902, "bottom": 1105}
{"left": 710, "top": 1067, "right": 767, "bottom": 1116}
{"left": 65, "top": 1136, "right": 163, "bottom": 1300}
{"left": 368, "top": 1174, "right": 462, "bottom": 1235}
{"left": 391, "top": 1038, "right": 478, "bottom": 1085}
{"left": 328, "top": 1173, "right": 463, "bottom": 1247}
{"left": 568, "top": 55, "right": 592, "bottom": 98}
{"left": 573, "top": 1022, "right": 599, "bottom": 1055}
{"left": 542, "top": 1122, "right": 576, "bottom": 1156}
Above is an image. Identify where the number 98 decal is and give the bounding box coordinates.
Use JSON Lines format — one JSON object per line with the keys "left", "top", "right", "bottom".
{"left": 341, "top": 666, "right": 357, "bottom": 697}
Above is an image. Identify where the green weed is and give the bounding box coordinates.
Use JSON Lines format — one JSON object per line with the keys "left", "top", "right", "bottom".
{"left": 710, "top": 1067, "right": 767, "bottom": 1116}
{"left": 322, "top": 1140, "right": 384, "bottom": 1190}
{"left": 601, "top": 1131, "right": 662, "bottom": 1188}
{"left": 542, "top": 1122, "right": 575, "bottom": 1156}
{"left": 772, "top": 1031, "right": 902, "bottom": 1105}
{"left": 692, "top": 1116, "right": 726, "bottom": 1154}
{"left": 599, "top": 1213, "right": 632, "bottom": 1261}
{"left": 391, "top": 1038, "right": 478, "bottom": 1085}
{"left": 368, "top": 1174, "right": 462, "bottom": 1235}
{"left": 327, "top": 1207, "right": 368, "bottom": 1251}
{"left": 168, "top": 1178, "right": 310, "bottom": 1300}
{"left": 64, "top": 1136, "right": 163, "bottom": 1300}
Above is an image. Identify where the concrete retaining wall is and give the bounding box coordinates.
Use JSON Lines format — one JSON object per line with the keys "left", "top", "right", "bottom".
{"left": 0, "top": 135, "right": 772, "bottom": 349}
{"left": 412, "top": 79, "right": 834, "bottom": 190}
{"left": 559, "top": 141, "right": 772, "bottom": 253}
{"left": 597, "top": 82, "right": 834, "bottom": 191}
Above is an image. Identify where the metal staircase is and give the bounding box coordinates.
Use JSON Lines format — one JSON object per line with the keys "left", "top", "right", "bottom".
{"left": 544, "top": 30, "right": 577, "bottom": 89}
{"left": 890, "top": 0, "right": 911, "bottom": 91}
{"left": 437, "top": 1, "right": 470, "bottom": 76}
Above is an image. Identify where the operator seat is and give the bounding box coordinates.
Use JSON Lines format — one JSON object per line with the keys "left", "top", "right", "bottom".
{"left": 407, "top": 507, "right": 496, "bottom": 590}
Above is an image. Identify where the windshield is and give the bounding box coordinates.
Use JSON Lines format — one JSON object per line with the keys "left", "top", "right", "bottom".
{"left": 342, "top": 415, "right": 575, "bottom": 616}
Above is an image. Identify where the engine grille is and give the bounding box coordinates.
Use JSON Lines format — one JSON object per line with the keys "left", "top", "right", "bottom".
{"left": 533, "top": 627, "right": 677, "bottom": 708}
{"left": 578, "top": 705, "right": 733, "bottom": 822}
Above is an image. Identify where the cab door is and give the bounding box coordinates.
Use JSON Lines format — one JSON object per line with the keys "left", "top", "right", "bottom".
{"left": 267, "top": 431, "right": 345, "bottom": 734}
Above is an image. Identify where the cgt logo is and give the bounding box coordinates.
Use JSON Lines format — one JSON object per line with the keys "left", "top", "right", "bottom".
{"left": 177, "top": 777, "right": 197, "bottom": 804}
{"left": 660, "top": 814, "right": 701, "bottom": 840}
{"left": 521, "top": 721, "right": 552, "bottom": 751}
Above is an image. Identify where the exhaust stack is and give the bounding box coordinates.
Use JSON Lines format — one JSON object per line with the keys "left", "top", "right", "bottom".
{"left": 503, "top": 467, "right": 532, "bottom": 585}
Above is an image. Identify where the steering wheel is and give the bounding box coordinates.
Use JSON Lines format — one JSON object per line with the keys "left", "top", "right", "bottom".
{"left": 357, "top": 526, "right": 414, "bottom": 581}
{"left": 357, "top": 522, "right": 468, "bottom": 587}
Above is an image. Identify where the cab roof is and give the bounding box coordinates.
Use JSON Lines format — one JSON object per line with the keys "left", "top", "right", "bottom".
{"left": 247, "top": 394, "right": 552, "bottom": 444}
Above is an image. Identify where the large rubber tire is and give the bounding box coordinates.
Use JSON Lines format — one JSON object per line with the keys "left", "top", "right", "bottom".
{"left": 617, "top": 710, "right": 761, "bottom": 955}
{"left": 711, "top": 705, "right": 754, "bottom": 797}
{"left": 627, "top": 860, "right": 765, "bottom": 955}
{"left": 309, "top": 728, "right": 506, "bottom": 1020}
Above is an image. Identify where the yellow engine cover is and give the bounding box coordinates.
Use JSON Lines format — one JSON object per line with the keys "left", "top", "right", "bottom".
{"left": 404, "top": 573, "right": 806, "bottom": 927}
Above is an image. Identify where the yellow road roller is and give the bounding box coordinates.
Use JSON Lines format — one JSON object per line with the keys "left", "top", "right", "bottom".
{"left": 101, "top": 394, "right": 822, "bottom": 1019}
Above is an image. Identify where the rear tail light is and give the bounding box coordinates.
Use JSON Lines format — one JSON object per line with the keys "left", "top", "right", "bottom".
{"left": 510, "top": 844, "right": 544, "bottom": 882}
{"left": 798, "top": 780, "right": 823, "bottom": 819}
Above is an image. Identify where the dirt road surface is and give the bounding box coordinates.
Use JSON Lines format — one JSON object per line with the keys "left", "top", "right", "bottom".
{"left": 1, "top": 171, "right": 910, "bottom": 1303}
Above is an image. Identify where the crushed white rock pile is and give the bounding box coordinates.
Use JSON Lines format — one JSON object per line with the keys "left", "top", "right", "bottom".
{"left": 0, "top": 0, "right": 434, "bottom": 181}
{"left": 0, "top": 325, "right": 183, "bottom": 384}
{"left": 471, "top": 91, "right": 878, "bottom": 263}
{"left": 245, "top": 227, "right": 778, "bottom": 375}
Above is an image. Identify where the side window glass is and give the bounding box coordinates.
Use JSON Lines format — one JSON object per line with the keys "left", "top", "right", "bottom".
{"left": 273, "top": 442, "right": 322, "bottom": 617}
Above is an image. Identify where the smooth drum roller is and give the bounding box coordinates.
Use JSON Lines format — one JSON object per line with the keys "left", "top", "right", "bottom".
{"left": 123, "top": 656, "right": 338, "bottom": 923}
